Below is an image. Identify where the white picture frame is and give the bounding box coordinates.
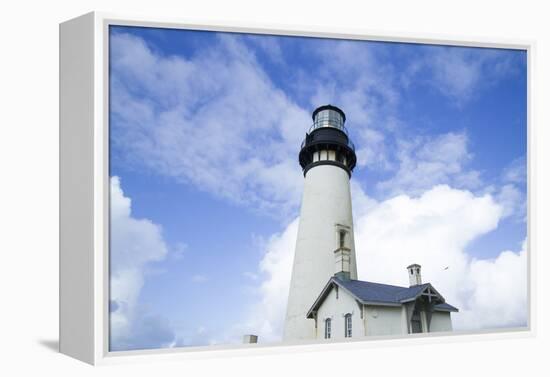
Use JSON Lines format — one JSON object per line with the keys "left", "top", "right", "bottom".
{"left": 59, "top": 11, "right": 535, "bottom": 365}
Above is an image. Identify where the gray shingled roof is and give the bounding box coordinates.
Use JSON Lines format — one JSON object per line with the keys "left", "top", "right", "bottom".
{"left": 306, "top": 277, "right": 458, "bottom": 318}
{"left": 337, "top": 278, "right": 433, "bottom": 304}
{"left": 433, "top": 302, "right": 459, "bottom": 312}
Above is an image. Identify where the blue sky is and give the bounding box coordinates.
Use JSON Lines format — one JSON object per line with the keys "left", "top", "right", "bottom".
{"left": 108, "top": 25, "right": 527, "bottom": 351}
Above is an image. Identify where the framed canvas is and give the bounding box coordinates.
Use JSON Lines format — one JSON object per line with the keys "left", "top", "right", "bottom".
{"left": 59, "top": 11, "right": 533, "bottom": 365}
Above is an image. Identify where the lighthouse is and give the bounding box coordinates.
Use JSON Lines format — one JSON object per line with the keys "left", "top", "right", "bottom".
{"left": 284, "top": 105, "right": 358, "bottom": 341}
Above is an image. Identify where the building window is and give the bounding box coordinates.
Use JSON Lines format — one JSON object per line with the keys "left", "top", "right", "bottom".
{"left": 344, "top": 313, "right": 352, "bottom": 337}
{"left": 339, "top": 230, "right": 346, "bottom": 248}
{"left": 324, "top": 318, "right": 331, "bottom": 339}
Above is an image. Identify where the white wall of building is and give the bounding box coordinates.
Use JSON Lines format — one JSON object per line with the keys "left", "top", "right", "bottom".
{"left": 364, "top": 305, "right": 404, "bottom": 336}
{"left": 314, "top": 286, "right": 364, "bottom": 340}
{"left": 284, "top": 164, "right": 357, "bottom": 341}
{"left": 429, "top": 311, "right": 453, "bottom": 332}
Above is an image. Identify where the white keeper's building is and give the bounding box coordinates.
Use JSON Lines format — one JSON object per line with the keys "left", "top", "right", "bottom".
{"left": 283, "top": 105, "right": 458, "bottom": 342}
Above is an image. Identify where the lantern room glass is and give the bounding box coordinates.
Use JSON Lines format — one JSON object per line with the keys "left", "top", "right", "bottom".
{"left": 311, "top": 109, "right": 346, "bottom": 132}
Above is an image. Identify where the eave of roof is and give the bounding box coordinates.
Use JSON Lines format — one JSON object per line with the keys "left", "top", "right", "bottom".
{"left": 434, "top": 302, "right": 459, "bottom": 312}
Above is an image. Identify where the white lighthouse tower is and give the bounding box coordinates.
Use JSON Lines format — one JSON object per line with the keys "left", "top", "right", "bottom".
{"left": 284, "top": 105, "right": 358, "bottom": 341}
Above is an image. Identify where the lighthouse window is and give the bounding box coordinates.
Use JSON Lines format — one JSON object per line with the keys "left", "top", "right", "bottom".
{"left": 324, "top": 318, "right": 331, "bottom": 339}
{"left": 339, "top": 230, "right": 346, "bottom": 248}
{"left": 313, "top": 109, "right": 345, "bottom": 130}
{"left": 345, "top": 313, "right": 352, "bottom": 337}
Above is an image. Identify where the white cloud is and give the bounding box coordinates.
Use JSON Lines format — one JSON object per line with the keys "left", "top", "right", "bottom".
{"left": 109, "top": 176, "right": 177, "bottom": 350}
{"left": 502, "top": 156, "right": 527, "bottom": 184}
{"left": 247, "top": 184, "right": 527, "bottom": 340}
{"left": 355, "top": 185, "right": 497, "bottom": 298}
{"left": 376, "top": 132, "right": 481, "bottom": 196}
{"left": 404, "top": 46, "right": 521, "bottom": 105}
{"left": 496, "top": 183, "right": 524, "bottom": 219}
{"left": 245, "top": 34, "right": 284, "bottom": 64}
{"left": 110, "top": 33, "right": 309, "bottom": 216}
{"left": 233, "top": 218, "right": 299, "bottom": 343}
{"left": 355, "top": 184, "right": 526, "bottom": 331}
{"left": 355, "top": 128, "right": 393, "bottom": 170}
{"left": 428, "top": 49, "right": 483, "bottom": 102}
{"left": 496, "top": 157, "right": 527, "bottom": 221}
{"left": 457, "top": 241, "right": 527, "bottom": 330}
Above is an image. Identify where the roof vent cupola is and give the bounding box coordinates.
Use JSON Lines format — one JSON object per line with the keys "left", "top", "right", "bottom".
{"left": 407, "top": 264, "right": 422, "bottom": 286}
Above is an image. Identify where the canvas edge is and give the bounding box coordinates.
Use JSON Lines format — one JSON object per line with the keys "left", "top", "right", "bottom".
{"left": 59, "top": 10, "right": 536, "bottom": 366}
{"left": 59, "top": 11, "right": 110, "bottom": 366}
{"left": 59, "top": 11, "right": 97, "bottom": 365}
